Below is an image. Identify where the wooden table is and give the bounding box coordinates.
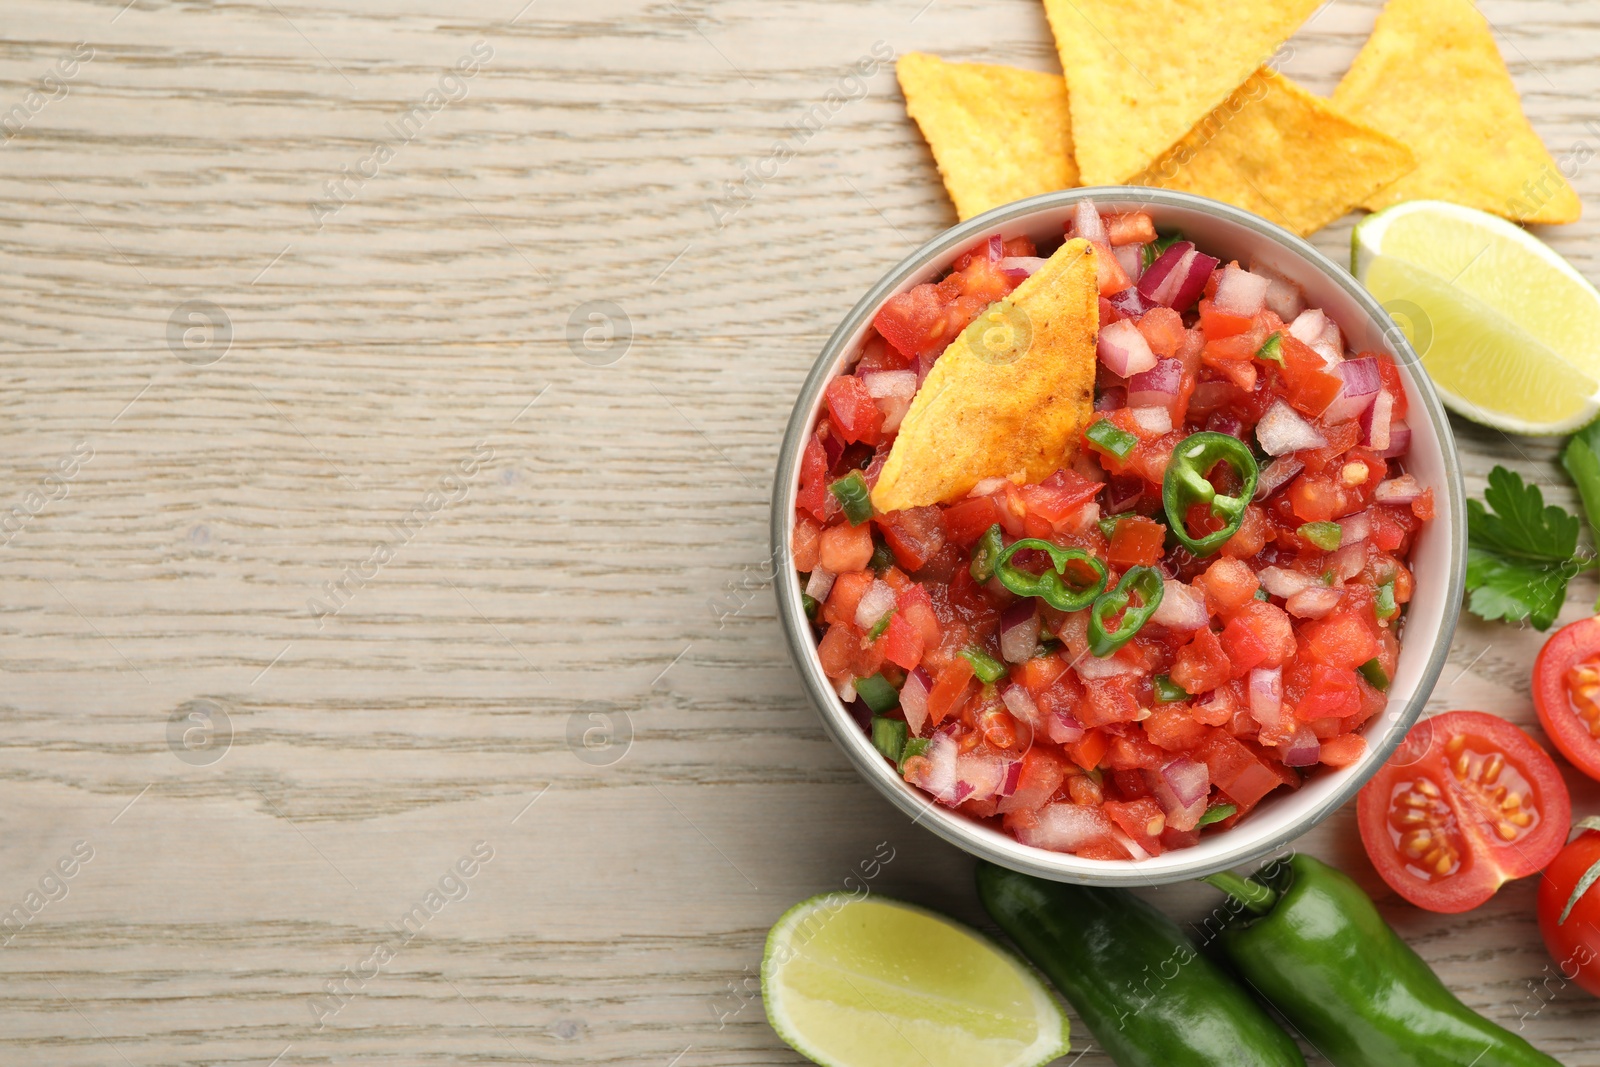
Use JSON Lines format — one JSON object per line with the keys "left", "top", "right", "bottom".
{"left": 3, "top": 0, "right": 1599, "bottom": 1062}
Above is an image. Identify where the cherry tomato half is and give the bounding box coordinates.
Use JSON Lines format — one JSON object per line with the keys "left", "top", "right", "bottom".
{"left": 1533, "top": 616, "right": 1600, "bottom": 781}
{"left": 1537, "top": 818, "right": 1600, "bottom": 998}
{"left": 1357, "top": 711, "right": 1572, "bottom": 913}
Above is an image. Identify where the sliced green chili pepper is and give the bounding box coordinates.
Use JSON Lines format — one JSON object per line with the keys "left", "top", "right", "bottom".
{"left": 1086, "top": 418, "right": 1139, "bottom": 460}
{"left": 830, "top": 470, "right": 873, "bottom": 526}
{"left": 1254, "top": 587, "right": 1270, "bottom": 601}
{"left": 960, "top": 647, "right": 1008, "bottom": 684}
{"left": 1153, "top": 674, "right": 1189, "bottom": 703}
{"left": 1376, "top": 580, "right": 1398, "bottom": 620}
{"left": 1255, "top": 332, "right": 1283, "bottom": 363}
{"left": 969, "top": 523, "right": 1005, "bottom": 582}
{"left": 1087, "top": 565, "right": 1164, "bottom": 657}
{"left": 1358, "top": 657, "right": 1390, "bottom": 691}
{"left": 1097, "top": 516, "right": 1120, "bottom": 540}
{"left": 898, "top": 736, "right": 929, "bottom": 773}
{"left": 865, "top": 609, "right": 894, "bottom": 641}
{"left": 994, "top": 538, "right": 1109, "bottom": 612}
{"left": 856, "top": 673, "right": 899, "bottom": 713}
{"left": 801, "top": 593, "right": 820, "bottom": 620}
{"left": 1197, "top": 802, "right": 1238, "bottom": 827}
{"left": 1142, "top": 230, "right": 1185, "bottom": 270}
{"left": 869, "top": 540, "right": 895, "bottom": 573}
{"left": 871, "top": 715, "right": 907, "bottom": 762}
{"left": 1299, "top": 521, "right": 1343, "bottom": 551}
{"left": 1162, "top": 431, "right": 1260, "bottom": 556}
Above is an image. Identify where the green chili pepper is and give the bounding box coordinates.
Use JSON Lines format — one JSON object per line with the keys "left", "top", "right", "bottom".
{"left": 969, "top": 523, "right": 1006, "bottom": 582}
{"left": 869, "top": 540, "right": 895, "bottom": 573}
{"left": 1197, "top": 802, "right": 1237, "bottom": 827}
{"left": 1376, "top": 580, "right": 1398, "bottom": 620}
{"left": 1162, "top": 431, "right": 1260, "bottom": 556}
{"left": 1255, "top": 332, "right": 1284, "bottom": 363}
{"left": 1097, "top": 516, "right": 1121, "bottom": 540}
{"left": 829, "top": 470, "right": 873, "bottom": 526}
{"left": 865, "top": 609, "right": 894, "bottom": 641}
{"left": 1153, "top": 674, "right": 1189, "bottom": 703}
{"left": 994, "top": 538, "right": 1109, "bottom": 612}
{"left": 801, "top": 593, "right": 819, "bottom": 620}
{"left": 1358, "top": 657, "right": 1390, "bottom": 691}
{"left": 1087, "top": 565, "right": 1164, "bottom": 657}
{"left": 856, "top": 673, "right": 899, "bottom": 713}
{"left": 1086, "top": 418, "right": 1139, "bottom": 460}
{"left": 1299, "top": 521, "right": 1343, "bottom": 551}
{"left": 1204, "top": 853, "right": 1562, "bottom": 1067}
{"left": 979, "top": 862, "right": 1307, "bottom": 1067}
{"left": 870, "top": 716, "right": 907, "bottom": 763}
{"left": 1142, "top": 230, "right": 1185, "bottom": 271}
{"left": 898, "top": 736, "right": 929, "bottom": 773}
{"left": 1254, "top": 586, "right": 1270, "bottom": 601}
{"left": 960, "top": 647, "right": 1008, "bottom": 684}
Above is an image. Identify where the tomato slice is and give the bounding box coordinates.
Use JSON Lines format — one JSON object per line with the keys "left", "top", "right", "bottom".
{"left": 1536, "top": 819, "right": 1600, "bottom": 997}
{"left": 1357, "top": 711, "right": 1572, "bottom": 914}
{"left": 1532, "top": 616, "right": 1600, "bottom": 781}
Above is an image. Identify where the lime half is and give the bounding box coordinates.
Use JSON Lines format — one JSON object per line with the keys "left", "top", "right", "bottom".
{"left": 1353, "top": 200, "right": 1600, "bottom": 435}
{"left": 762, "top": 894, "right": 1069, "bottom": 1067}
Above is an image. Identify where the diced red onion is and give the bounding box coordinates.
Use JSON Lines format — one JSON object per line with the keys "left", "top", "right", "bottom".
{"left": 1288, "top": 309, "right": 1329, "bottom": 346}
{"left": 1160, "top": 755, "right": 1210, "bottom": 807}
{"left": 1076, "top": 650, "right": 1142, "bottom": 679}
{"left": 1000, "top": 683, "right": 1038, "bottom": 726}
{"left": 835, "top": 676, "right": 857, "bottom": 702}
{"left": 1286, "top": 586, "right": 1343, "bottom": 619}
{"left": 901, "top": 668, "right": 932, "bottom": 736}
{"left": 955, "top": 752, "right": 1005, "bottom": 802}
{"left": 911, "top": 732, "right": 958, "bottom": 803}
{"left": 1256, "top": 400, "right": 1327, "bottom": 456}
{"left": 1248, "top": 259, "right": 1306, "bottom": 321}
{"left": 995, "top": 759, "right": 1025, "bottom": 798}
{"left": 1374, "top": 474, "right": 1423, "bottom": 504}
{"left": 820, "top": 431, "right": 844, "bottom": 468}
{"left": 1136, "top": 241, "right": 1193, "bottom": 300}
{"left": 1017, "top": 802, "right": 1114, "bottom": 852}
{"left": 1150, "top": 249, "right": 1218, "bottom": 312}
{"left": 986, "top": 234, "right": 1005, "bottom": 261}
{"left": 1362, "top": 389, "right": 1394, "bottom": 451}
{"left": 1096, "top": 387, "right": 1127, "bottom": 412}
{"left": 1128, "top": 358, "right": 1183, "bottom": 408}
{"left": 1338, "top": 510, "right": 1372, "bottom": 545}
{"left": 1046, "top": 710, "right": 1085, "bottom": 744}
{"left": 1130, "top": 406, "right": 1172, "bottom": 434}
{"left": 863, "top": 369, "right": 917, "bottom": 399}
{"left": 1205, "top": 410, "right": 1245, "bottom": 440}
{"left": 855, "top": 580, "right": 897, "bottom": 630}
{"left": 1000, "top": 600, "right": 1041, "bottom": 664}
{"left": 1213, "top": 264, "right": 1271, "bottom": 317}
{"left": 1323, "top": 357, "right": 1383, "bottom": 424}
{"left": 1152, "top": 578, "right": 1208, "bottom": 631}
{"left": 876, "top": 394, "right": 911, "bottom": 434}
{"left": 1259, "top": 566, "right": 1317, "bottom": 599}
{"left": 1107, "top": 286, "right": 1157, "bottom": 319}
{"left": 1254, "top": 455, "right": 1304, "bottom": 500}
{"left": 1382, "top": 423, "right": 1412, "bottom": 458}
{"left": 1098, "top": 319, "right": 1158, "bottom": 377}
{"left": 971, "top": 476, "right": 1009, "bottom": 497}
{"left": 1113, "top": 243, "right": 1143, "bottom": 283}
{"left": 805, "top": 566, "right": 836, "bottom": 602}
{"left": 1281, "top": 725, "right": 1321, "bottom": 768}
{"left": 1000, "top": 255, "right": 1047, "bottom": 278}
{"left": 1329, "top": 542, "right": 1368, "bottom": 581}
{"left": 1249, "top": 666, "right": 1284, "bottom": 730}
{"left": 1071, "top": 201, "right": 1107, "bottom": 246}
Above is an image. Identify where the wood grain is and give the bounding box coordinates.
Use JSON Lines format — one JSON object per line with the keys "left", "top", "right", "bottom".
{"left": 0, "top": 0, "right": 1598, "bottom": 1062}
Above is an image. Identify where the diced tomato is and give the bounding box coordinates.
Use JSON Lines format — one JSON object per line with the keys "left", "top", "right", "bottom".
{"left": 1197, "top": 729, "right": 1281, "bottom": 809}
{"left": 880, "top": 612, "right": 923, "bottom": 671}
{"left": 1199, "top": 298, "right": 1253, "bottom": 341}
{"left": 1201, "top": 326, "right": 1267, "bottom": 365}
{"left": 826, "top": 375, "right": 883, "bottom": 446}
{"left": 818, "top": 522, "right": 874, "bottom": 574}
{"left": 997, "top": 748, "right": 1069, "bottom": 814}
{"left": 1092, "top": 242, "right": 1131, "bottom": 295}
{"left": 1220, "top": 504, "right": 1268, "bottom": 559}
{"left": 797, "top": 434, "right": 829, "bottom": 522}
{"left": 1105, "top": 732, "right": 1165, "bottom": 771}
{"left": 1107, "top": 515, "right": 1166, "bottom": 568}
{"left": 1195, "top": 557, "right": 1259, "bottom": 615}
{"left": 855, "top": 331, "right": 912, "bottom": 375}
{"left": 928, "top": 657, "right": 977, "bottom": 726}
{"left": 877, "top": 506, "right": 946, "bottom": 572}
{"left": 1318, "top": 733, "right": 1367, "bottom": 768}
{"left": 1288, "top": 450, "right": 1381, "bottom": 522}
{"left": 1144, "top": 704, "right": 1208, "bottom": 751}
{"left": 1371, "top": 352, "right": 1409, "bottom": 420}
{"left": 823, "top": 570, "right": 873, "bottom": 627}
{"left": 1081, "top": 675, "right": 1143, "bottom": 727}
{"left": 1172, "top": 628, "right": 1229, "bottom": 695}
{"left": 873, "top": 284, "right": 946, "bottom": 359}
{"left": 1105, "top": 212, "right": 1157, "bottom": 246}
{"left": 943, "top": 494, "right": 1000, "bottom": 547}
{"left": 1069, "top": 728, "right": 1110, "bottom": 771}
{"left": 1412, "top": 489, "right": 1435, "bottom": 521}
{"left": 816, "top": 621, "right": 885, "bottom": 680}
{"left": 1020, "top": 469, "right": 1101, "bottom": 527}
{"left": 1300, "top": 608, "right": 1381, "bottom": 671}
{"left": 1279, "top": 334, "right": 1343, "bottom": 417}
{"left": 1036, "top": 670, "right": 1087, "bottom": 732}
{"left": 895, "top": 583, "right": 942, "bottom": 651}
{"left": 1295, "top": 421, "right": 1361, "bottom": 474}
{"left": 1220, "top": 601, "right": 1295, "bottom": 671}
{"left": 793, "top": 516, "right": 821, "bottom": 573}
{"left": 1020, "top": 652, "right": 1071, "bottom": 697}
{"left": 1370, "top": 503, "right": 1421, "bottom": 552}
{"left": 1293, "top": 664, "right": 1362, "bottom": 720}
{"left": 1136, "top": 307, "right": 1186, "bottom": 360}
{"left": 1105, "top": 797, "right": 1166, "bottom": 855}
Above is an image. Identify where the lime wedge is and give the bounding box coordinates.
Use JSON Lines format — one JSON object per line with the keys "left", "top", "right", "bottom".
{"left": 1353, "top": 200, "right": 1600, "bottom": 435}
{"left": 762, "top": 894, "right": 1069, "bottom": 1067}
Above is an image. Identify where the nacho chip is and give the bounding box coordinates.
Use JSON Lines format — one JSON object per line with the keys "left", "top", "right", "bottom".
{"left": 1134, "top": 68, "right": 1416, "bottom": 237}
{"left": 1041, "top": 0, "right": 1322, "bottom": 186}
{"left": 897, "top": 53, "right": 1079, "bottom": 221}
{"left": 871, "top": 239, "right": 1098, "bottom": 512}
{"left": 1332, "top": 0, "right": 1579, "bottom": 224}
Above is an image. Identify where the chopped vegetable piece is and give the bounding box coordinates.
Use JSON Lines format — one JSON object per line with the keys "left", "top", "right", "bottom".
{"left": 801, "top": 593, "right": 819, "bottom": 620}
{"left": 961, "top": 646, "right": 1009, "bottom": 684}
{"left": 1087, "top": 565, "right": 1164, "bottom": 657}
{"left": 1254, "top": 333, "right": 1283, "bottom": 363}
{"left": 869, "top": 540, "right": 895, "bottom": 573}
{"left": 1299, "top": 521, "right": 1343, "bottom": 550}
{"left": 1153, "top": 674, "right": 1189, "bottom": 703}
{"left": 1086, "top": 418, "right": 1139, "bottom": 460}
{"left": 1375, "top": 580, "right": 1397, "bottom": 620}
{"left": 866, "top": 609, "right": 895, "bottom": 641}
{"left": 830, "top": 470, "right": 874, "bottom": 525}
{"left": 995, "top": 537, "right": 1109, "bottom": 612}
{"left": 857, "top": 673, "right": 900, "bottom": 713}
{"left": 1141, "top": 231, "right": 1184, "bottom": 271}
{"left": 899, "top": 736, "right": 930, "bottom": 773}
{"left": 1163, "top": 431, "right": 1260, "bottom": 555}
{"left": 1197, "top": 802, "right": 1237, "bottom": 827}
{"left": 1465, "top": 466, "right": 1589, "bottom": 630}
{"left": 969, "top": 522, "right": 1006, "bottom": 581}
{"left": 871, "top": 716, "right": 908, "bottom": 763}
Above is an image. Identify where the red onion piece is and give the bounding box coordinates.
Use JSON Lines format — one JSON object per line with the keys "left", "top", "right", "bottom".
{"left": 1130, "top": 406, "right": 1172, "bottom": 434}
{"left": 1000, "top": 255, "right": 1047, "bottom": 278}
{"left": 820, "top": 431, "right": 843, "bottom": 468}
{"left": 1339, "top": 510, "right": 1372, "bottom": 545}
{"left": 955, "top": 751, "right": 1005, "bottom": 802}
{"left": 1098, "top": 319, "right": 1158, "bottom": 377}
{"left": 1249, "top": 666, "right": 1284, "bottom": 730}
{"left": 1016, "top": 802, "right": 1116, "bottom": 852}
{"left": 1281, "top": 725, "right": 1321, "bottom": 768}
{"left": 1164, "top": 250, "right": 1219, "bottom": 312}
{"left": 987, "top": 234, "right": 1005, "bottom": 261}
{"left": 995, "top": 758, "right": 1025, "bottom": 798}
{"left": 1106, "top": 473, "right": 1144, "bottom": 514}
{"left": 1136, "top": 241, "right": 1194, "bottom": 301}
{"left": 1213, "top": 264, "right": 1271, "bottom": 317}
{"left": 1323, "top": 357, "right": 1383, "bottom": 424}
{"left": 1161, "top": 755, "right": 1210, "bottom": 807}
{"left": 1128, "top": 357, "right": 1183, "bottom": 408}
{"left": 1205, "top": 410, "right": 1246, "bottom": 440}
{"left": 876, "top": 394, "right": 911, "bottom": 434}
{"left": 901, "top": 668, "right": 932, "bottom": 736}
{"left": 1113, "top": 242, "right": 1143, "bottom": 283}
{"left": 1047, "top": 710, "right": 1085, "bottom": 744}
{"left": 863, "top": 369, "right": 917, "bottom": 399}
{"left": 1287, "top": 585, "right": 1343, "bottom": 619}
{"left": 1107, "top": 286, "right": 1158, "bottom": 320}
{"left": 1000, "top": 683, "right": 1038, "bottom": 727}
{"left": 1256, "top": 400, "right": 1327, "bottom": 456}
{"left": 1000, "top": 600, "right": 1041, "bottom": 664}
{"left": 1254, "top": 455, "right": 1304, "bottom": 500}
{"left": 1248, "top": 259, "right": 1306, "bottom": 321}
{"left": 1075, "top": 650, "right": 1142, "bottom": 679}
{"left": 1374, "top": 474, "right": 1423, "bottom": 504}
{"left": 805, "top": 566, "right": 836, "bottom": 602}
{"left": 1095, "top": 387, "right": 1127, "bottom": 412}
{"left": 1361, "top": 389, "right": 1394, "bottom": 451}
{"left": 1288, "top": 309, "right": 1330, "bottom": 347}
{"left": 1071, "top": 200, "right": 1107, "bottom": 245}
{"left": 1258, "top": 566, "right": 1317, "bottom": 599}
{"left": 1329, "top": 542, "right": 1368, "bottom": 581}
{"left": 910, "top": 732, "right": 958, "bottom": 803}
{"left": 1381, "top": 423, "right": 1412, "bottom": 459}
{"left": 1152, "top": 578, "right": 1208, "bottom": 631}
{"left": 855, "top": 579, "right": 897, "bottom": 630}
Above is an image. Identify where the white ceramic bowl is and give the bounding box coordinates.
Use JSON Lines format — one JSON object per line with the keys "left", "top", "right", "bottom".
{"left": 772, "top": 189, "right": 1465, "bottom": 885}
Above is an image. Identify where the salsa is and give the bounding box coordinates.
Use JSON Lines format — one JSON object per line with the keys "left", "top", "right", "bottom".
{"left": 794, "top": 203, "right": 1432, "bottom": 860}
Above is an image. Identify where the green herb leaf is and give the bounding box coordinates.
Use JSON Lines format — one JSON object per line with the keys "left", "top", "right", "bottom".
{"left": 1562, "top": 420, "right": 1600, "bottom": 608}
{"left": 1468, "top": 467, "right": 1579, "bottom": 564}
{"left": 1465, "top": 546, "right": 1579, "bottom": 631}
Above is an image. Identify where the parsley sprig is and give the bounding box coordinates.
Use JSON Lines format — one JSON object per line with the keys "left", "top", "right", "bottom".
{"left": 1465, "top": 428, "right": 1600, "bottom": 630}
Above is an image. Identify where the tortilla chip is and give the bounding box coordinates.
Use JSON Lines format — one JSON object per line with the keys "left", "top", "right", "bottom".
{"left": 871, "top": 239, "right": 1098, "bottom": 512}
{"left": 1133, "top": 68, "right": 1417, "bottom": 236}
{"left": 897, "top": 53, "right": 1079, "bottom": 221}
{"left": 1331, "top": 0, "right": 1579, "bottom": 224}
{"left": 1041, "top": 0, "right": 1323, "bottom": 186}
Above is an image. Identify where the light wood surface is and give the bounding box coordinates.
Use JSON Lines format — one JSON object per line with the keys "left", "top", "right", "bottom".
{"left": 2, "top": 0, "right": 1599, "bottom": 1063}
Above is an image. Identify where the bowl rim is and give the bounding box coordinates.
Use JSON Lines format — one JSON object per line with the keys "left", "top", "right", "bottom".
{"left": 771, "top": 186, "right": 1466, "bottom": 885}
